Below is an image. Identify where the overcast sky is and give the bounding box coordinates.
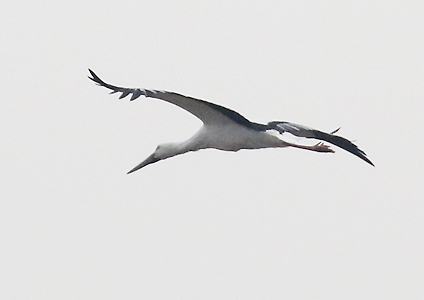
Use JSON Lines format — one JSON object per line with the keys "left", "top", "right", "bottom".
{"left": 1, "top": 1, "right": 423, "bottom": 299}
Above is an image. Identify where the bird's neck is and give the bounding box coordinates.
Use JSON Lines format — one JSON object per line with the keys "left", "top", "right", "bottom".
{"left": 159, "top": 140, "right": 202, "bottom": 160}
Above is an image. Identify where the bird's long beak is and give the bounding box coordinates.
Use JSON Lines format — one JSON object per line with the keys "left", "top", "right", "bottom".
{"left": 127, "top": 153, "right": 160, "bottom": 174}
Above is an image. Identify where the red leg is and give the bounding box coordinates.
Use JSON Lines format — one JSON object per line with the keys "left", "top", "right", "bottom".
{"left": 287, "top": 142, "right": 335, "bottom": 153}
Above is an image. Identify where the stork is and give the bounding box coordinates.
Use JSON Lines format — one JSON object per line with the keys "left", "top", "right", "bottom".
{"left": 88, "top": 69, "right": 374, "bottom": 173}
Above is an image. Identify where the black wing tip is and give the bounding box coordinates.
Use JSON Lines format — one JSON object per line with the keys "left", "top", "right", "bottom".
{"left": 87, "top": 69, "right": 144, "bottom": 101}
{"left": 87, "top": 68, "right": 95, "bottom": 78}
{"left": 312, "top": 130, "right": 374, "bottom": 167}
{"left": 356, "top": 151, "right": 374, "bottom": 166}
{"left": 361, "top": 154, "right": 375, "bottom": 166}
{"left": 343, "top": 142, "right": 374, "bottom": 166}
{"left": 336, "top": 141, "right": 375, "bottom": 167}
{"left": 344, "top": 144, "right": 375, "bottom": 166}
{"left": 87, "top": 69, "right": 102, "bottom": 85}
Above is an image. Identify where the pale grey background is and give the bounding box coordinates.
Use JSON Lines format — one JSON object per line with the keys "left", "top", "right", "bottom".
{"left": 1, "top": 1, "right": 423, "bottom": 299}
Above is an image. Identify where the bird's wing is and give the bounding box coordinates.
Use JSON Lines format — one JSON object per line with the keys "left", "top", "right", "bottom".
{"left": 88, "top": 69, "right": 254, "bottom": 127}
{"left": 267, "top": 121, "right": 374, "bottom": 166}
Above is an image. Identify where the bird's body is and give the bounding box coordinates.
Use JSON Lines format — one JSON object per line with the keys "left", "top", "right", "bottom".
{"left": 88, "top": 69, "right": 373, "bottom": 173}
{"left": 187, "top": 124, "right": 284, "bottom": 151}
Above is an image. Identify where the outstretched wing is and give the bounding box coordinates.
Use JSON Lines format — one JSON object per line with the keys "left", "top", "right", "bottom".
{"left": 268, "top": 121, "right": 374, "bottom": 166}
{"left": 88, "top": 69, "right": 254, "bottom": 127}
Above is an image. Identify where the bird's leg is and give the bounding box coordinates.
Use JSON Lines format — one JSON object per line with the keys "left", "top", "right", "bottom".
{"left": 286, "top": 142, "right": 335, "bottom": 153}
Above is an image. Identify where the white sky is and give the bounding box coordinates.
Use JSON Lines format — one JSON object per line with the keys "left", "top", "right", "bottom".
{"left": 1, "top": 1, "right": 423, "bottom": 299}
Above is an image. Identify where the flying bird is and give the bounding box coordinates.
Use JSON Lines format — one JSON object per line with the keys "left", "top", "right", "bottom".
{"left": 88, "top": 69, "right": 374, "bottom": 173}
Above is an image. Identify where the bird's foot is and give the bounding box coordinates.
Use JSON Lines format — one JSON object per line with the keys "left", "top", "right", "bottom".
{"left": 287, "top": 142, "right": 335, "bottom": 153}
{"left": 311, "top": 142, "right": 335, "bottom": 153}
